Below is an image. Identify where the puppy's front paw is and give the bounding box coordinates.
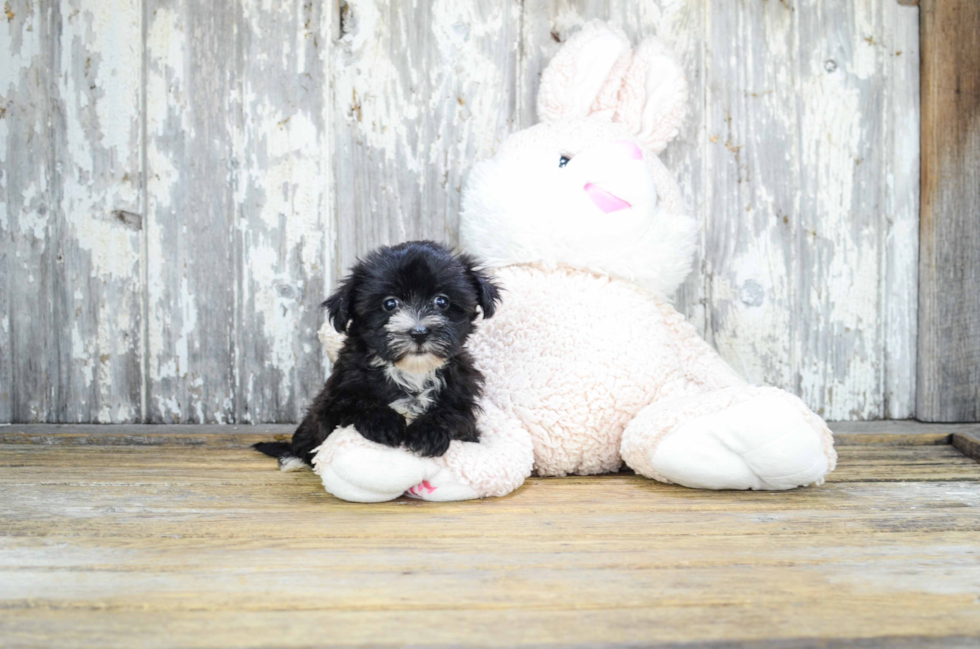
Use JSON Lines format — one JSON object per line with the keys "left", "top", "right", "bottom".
{"left": 405, "top": 419, "right": 452, "bottom": 457}
{"left": 355, "top": 409, "right": 406, "bottom": 448}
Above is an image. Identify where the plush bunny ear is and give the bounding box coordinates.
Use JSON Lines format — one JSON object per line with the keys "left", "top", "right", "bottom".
{"left": 536, "top": 21, "right": 632, "bottom": 122}
{"left": 612, "top": 36, "right": 688, "bottom": 154}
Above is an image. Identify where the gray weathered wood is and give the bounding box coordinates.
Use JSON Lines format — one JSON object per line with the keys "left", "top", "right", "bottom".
{"left": 58, "top": 0, "right": 144, "bottom": 423}
{"left": 1, "top": 1, "right": 143, "bottom": 423}
{"left": 0, "top": 0, "right": 925, "bottom": 423}
{"left": 882, "top": 1, "right": 921, "bottom": 419}
{"left": 144, "top": 0, "right": 331, "bottom": 423}
{"left": 916, "top": 0, "right": 980, "bottom": 422}
{"left": 704, "top": 0, "right": 919, "bottom": 421}
{"left": 143, "top": 0, "right": 240, "bottom": 422}
{"left": 0, "top": 1, "right": 50, "bottom": 423}
{"left": 701, "top": 0, "right": 798, "bottom": 405}
{"left": 234, "top": 1, "right": 331, "bottom": 423}
{"left": 330, "top": 0, "right": 521, "bottom": 279}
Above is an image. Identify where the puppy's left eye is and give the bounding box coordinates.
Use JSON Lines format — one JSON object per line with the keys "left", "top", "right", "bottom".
{"left": 558, "top": 155, "right": 570, "bottom": 168}
{"left": 433, "top": 295, "right": 449, "bottom": 310}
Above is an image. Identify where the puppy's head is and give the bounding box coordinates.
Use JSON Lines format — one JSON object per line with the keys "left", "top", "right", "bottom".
{"left": 323, "top": 241, "right": 501, "bottom": 373}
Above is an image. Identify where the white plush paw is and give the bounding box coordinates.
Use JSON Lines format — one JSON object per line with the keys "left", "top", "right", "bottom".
{"left": 649, "top": 394, "right": 829, "bottom": 490}
{"left": 312, "top": 426, "right": 480, "bottom": 503}
{"left": 404, "top": 467, "right": 480, "bottom": 502}
{"left": 317, "top": 440, "right": 427, "bottom": 503}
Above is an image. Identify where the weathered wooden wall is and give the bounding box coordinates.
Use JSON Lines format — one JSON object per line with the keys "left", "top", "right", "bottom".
{"left": 1, "top": 0, "right": 920, "bottom": 423}
{"left": 917, "top": 0, "right": 980, "bottom": 422}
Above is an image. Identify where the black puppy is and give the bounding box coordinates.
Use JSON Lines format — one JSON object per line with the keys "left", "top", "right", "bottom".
{"left": 254, "top": 241, "right": 501, "bottom": 470}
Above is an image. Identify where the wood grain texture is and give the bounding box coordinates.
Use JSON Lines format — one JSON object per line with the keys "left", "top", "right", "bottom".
{"left": 951, "top": 431, "right": 980, "bottom": 462}
{"left": 0, "top": 1, "right": 50, "bottom": 424}
{"left": 1, "top": 441, "right": 979, "bottom": 647}
{"left": 1, "top": 1, "right": 143, "bottom": 423}
{"left": 2, "top": 0, "right": 923, "bottom": 423}
{"left": 703, "top": 0, "right": 919, "bottom": 421}
{"left": 917, "top": 0, "right": 980, "bottom": 422}
{"left": 143, "top": 0, "right": 239, "bottom": 423}
{"left": 143, "top": 0, "right": 331, "bottom": 423}
{"left": 331, "top": 0, "right": 521, "bottom": 280}
{"left": 234, "top": 1, "right": 331, "bottom": 423}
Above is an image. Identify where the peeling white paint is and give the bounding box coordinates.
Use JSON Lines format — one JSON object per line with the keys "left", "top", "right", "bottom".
{"left": 333, "top": 0, "right": 421, "bottom": 170}
{"left": 71, "top": 323, "right": 95, "bottom": 389}
{"left": 2, "top": 0, "right": 919, "bottom": 423}
{"left": 16, "top": 181, "right": 48, "bottom": 241}
{"left": 154, "top": 394, "right": 182, "bottom": 421}
{"left": 59, "top": 2, "right": 141, "bottom": 280}
{"left": 175, "top": 276, "right": 197, "bottom": 381}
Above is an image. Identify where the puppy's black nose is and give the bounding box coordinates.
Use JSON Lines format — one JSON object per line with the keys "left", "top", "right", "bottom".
{"left": 410, "top": 326, "right": 430, "bottom": 344}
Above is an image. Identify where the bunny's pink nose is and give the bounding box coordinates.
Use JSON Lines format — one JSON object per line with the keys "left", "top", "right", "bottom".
{"left": 614, "top": 139, "right": 644, "bottom": 161}
{"left": 584, "top": 183, "right": 631, "bottom": 213}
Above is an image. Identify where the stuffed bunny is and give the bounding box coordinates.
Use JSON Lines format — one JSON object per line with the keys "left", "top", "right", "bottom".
{"left": 312, "top": 21, "right": 836, "bottom": 502}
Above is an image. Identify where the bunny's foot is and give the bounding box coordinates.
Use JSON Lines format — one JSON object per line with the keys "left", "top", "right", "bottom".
{"left": 621, "top": 386, "right": 836, "bottom": 490}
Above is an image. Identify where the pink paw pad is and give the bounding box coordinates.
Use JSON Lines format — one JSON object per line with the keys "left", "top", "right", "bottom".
{"left": 405, "top": 480, "right": 437, "bottom": 498}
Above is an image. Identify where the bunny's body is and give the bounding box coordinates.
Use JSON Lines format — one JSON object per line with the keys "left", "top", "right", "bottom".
{"left": 311, "top": 22, "right": 836, "bottom": 502}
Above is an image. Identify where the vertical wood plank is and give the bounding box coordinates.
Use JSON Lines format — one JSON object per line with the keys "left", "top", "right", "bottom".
{"left": 144, "top": 0, "right": 238, "bottom": 423}
{"left": 1, "top": 0, "right": 143, "bottom": 423}
{"left": 1, "top": 1, "right": 53, "bottom": 422}
{"left": 795, "top": 0, "right": 875, "bottom": 419}
{"left": 56, "top": 0, "right": 144, "bottom": 422}
{"left": 917, "top": 0, "right": 980, "bottom": 422}
{"left": 235, "top": 1, "right": 332, "bottom": 422}
{"left": 882, "top": 2, "right": 919, "bottom": 419}
{"left": 704, "top": 0, "right": 920, "bottom": 420}
{"left": 702, "top": 0, "right": 798, "bottom": 397}
{"left": 519, "top": 0, "right": 706, "bottom": 330}
{"left": 331, "top": 0, "right": 521, "bottom": 281}
{"left": 792, "top": 0, "right": 915, "bottom": 420}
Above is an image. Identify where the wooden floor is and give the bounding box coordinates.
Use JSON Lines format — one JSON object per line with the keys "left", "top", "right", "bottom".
{"left": 2, "top": 424, "right": 980, "bottom": 648}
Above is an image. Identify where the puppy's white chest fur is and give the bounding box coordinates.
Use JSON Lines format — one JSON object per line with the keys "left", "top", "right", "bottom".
{"left": 375, "top": 357, "right": 445, "bottom": 423}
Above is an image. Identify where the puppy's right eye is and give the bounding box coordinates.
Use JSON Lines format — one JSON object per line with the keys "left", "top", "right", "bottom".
{"left": 382, "top": 297, "right": 399, "bottom": 312}
{"left": 558, "top": 155, "right": 570, "bottom": 168}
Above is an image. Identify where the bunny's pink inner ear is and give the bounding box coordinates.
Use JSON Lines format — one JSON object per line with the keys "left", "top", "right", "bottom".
{"left": 536, "top": 21, "right": 631, "bottom": 123}
{"left": 588, "top": 49, "right": 633, "bottom": 119}
{"left": 613, "top": 37, "right": 688, "bottom": 154}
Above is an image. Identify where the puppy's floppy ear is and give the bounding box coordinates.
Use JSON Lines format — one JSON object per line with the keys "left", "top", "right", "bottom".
{"left": 322, "top": 272, "right": 360, "bottom": 333}
{"left": 460, "top": 254, "right": 502, "bottom": 319}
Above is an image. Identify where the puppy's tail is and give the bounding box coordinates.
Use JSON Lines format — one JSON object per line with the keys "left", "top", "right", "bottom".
{"left": 253, "top": 441, "right": 290, "bottom": 458}
{"left": 252, "top": 442, "right": 309, "bottom": 473}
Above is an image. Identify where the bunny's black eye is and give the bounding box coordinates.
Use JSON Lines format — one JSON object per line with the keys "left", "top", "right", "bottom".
{"left": 434, "top": 295, "right": 449, "bottom": 310}
{"left": 558, "top": 156, "right": 570, "bottom": 168}
{"left": 382, "top": 297, "right": 399, "bottom": 312}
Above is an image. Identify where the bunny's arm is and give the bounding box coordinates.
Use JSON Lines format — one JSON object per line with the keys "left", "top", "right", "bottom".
{"left": 653, "top": 297, "right": 748, "bottom": 391}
